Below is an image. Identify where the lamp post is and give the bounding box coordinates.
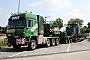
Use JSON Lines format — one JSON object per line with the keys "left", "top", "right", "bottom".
{"left": 18, "top": 0, "right": 20, "bottom": 13}
{"left": 44, "top": 16, "right": 50, "bottom": 20}
{"left": 44, "top": 16, "right": 50, "bottom": 24}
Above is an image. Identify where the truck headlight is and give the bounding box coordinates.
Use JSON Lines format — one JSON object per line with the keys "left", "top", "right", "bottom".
{"left": 40, "top": 30, "right": 44, "bottom": 35}
{"left": 7, "top": 34, "right": 11, "bottom": 36}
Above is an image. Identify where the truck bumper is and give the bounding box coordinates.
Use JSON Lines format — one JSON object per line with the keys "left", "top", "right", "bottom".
{"left": 4, "top": 38, "right": 26, "bottom": 46}
{"left": 16, "top": 38, "right": 25, "bottom": 45}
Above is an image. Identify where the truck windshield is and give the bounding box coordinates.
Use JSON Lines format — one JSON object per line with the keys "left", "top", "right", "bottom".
{"left": 7, "top": 20, "right": 26, "bottom": 28}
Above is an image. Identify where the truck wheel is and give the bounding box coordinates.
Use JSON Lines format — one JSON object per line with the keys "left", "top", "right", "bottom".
{"left": 55, "top": 38, "right": 59, "bottom": 45}
{"left": 70, "top": 39, "right": 73, "bottom": 43}
{"left": 29, "top": 40, "right": 37, "bottom": 50}
{"left": 13, "top": 44, "right": 21, "bottom": 49}
{"left": 51, "top": 39, "right": 55, "bottom": 46}
{"left": 66, "top": 39, "right": 69, "bottom": 44}
{"left": 46, "top": 39, "right": 50, "bottom": 47}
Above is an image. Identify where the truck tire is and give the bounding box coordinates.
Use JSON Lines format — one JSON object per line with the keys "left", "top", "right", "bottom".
{"left": 55, "top": 38, "right": 59, "bottom": 45}
{"left": 51, "top": 39, "right": 55, "bottom": 46}
{"left": 46, "top": 39, "right": 50, "bottom": 47}
{"left": 13, "top": 44, "right": 21, "bottom": 49}
{"left": 75, "top": 38, "right": 78, "bottom": 42}
{"left": 70, "top": 39, "right": 72, "bottom": 43}
{"left": 28, "top": 39, "right": 37, "bottom": 50}
{"left": 66, "top": 39, "right": 69, "bottom": 44}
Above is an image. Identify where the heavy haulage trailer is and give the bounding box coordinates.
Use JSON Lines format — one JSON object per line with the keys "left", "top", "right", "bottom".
{"left": 4, "top": 12, "right": 85, "bottom": 50}
{"left": 4, "top": 12, "right": 60, "bottom": 50}
{"left": 60, "top": 24, "right": 86, "bottom": 43}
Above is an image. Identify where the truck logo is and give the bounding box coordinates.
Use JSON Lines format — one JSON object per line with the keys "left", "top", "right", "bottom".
{"left": 31, "top": 24, "right": 38, "bottom": 32}
{"left": 12, "top": 16, "right": 20, "bottom": 20}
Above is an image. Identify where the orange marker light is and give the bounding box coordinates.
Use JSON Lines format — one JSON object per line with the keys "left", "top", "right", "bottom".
{"left": 30, "top": 11, "right": 32, "bottom": 14}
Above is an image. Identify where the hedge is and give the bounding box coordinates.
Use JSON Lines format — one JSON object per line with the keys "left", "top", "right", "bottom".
{"left": 0, "top": 39, "right": 6, "bottom": 47}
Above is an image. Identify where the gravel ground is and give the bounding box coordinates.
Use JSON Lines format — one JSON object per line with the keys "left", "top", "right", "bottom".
{"left": 70, "top": 39, "right": 90, "bottom": 51}
{"left": 5, "top": 51, "right": 90, "bottom": 60}
{"left": 0, "top": 37, "right": 90, "bottom": 60}
{"left": 0, "top": 44, "right": 68, "bottom": 59}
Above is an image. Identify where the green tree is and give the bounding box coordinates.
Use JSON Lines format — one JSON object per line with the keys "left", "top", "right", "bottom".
{"left": 87, "top": 22, "right": 90, "bottom": 29}
{"left": 0, "top": 26, "right": 6, "bottom": 33}
{"left": 68, "top": 18, "right": 84, "bottom": 27}
{"left": 0, "top": 26, "right": 1, "bottom": 29}
{"left": 0, "top": 26, "right": 1, "bottom": 33}
{"left": 44, "top": 20, "right": 46, "bottom": 24}
{"left": 53, "top": 18, "right": 63, "bottom": 29}
{"left": 86, "top": 22, "right": 90, "bottom": 33}
{"left": 80, "top": 26, "right": 87, "bottom": 33}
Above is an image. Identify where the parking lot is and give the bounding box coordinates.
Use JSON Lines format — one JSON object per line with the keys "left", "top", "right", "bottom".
{"left": 0, "top": 37, "right": 90, "bottom": 60}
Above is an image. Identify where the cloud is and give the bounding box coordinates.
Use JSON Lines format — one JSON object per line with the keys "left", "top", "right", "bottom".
{"left": 78, "top": 0, "right": 84, "bottom": 7}
{"left": 30, "top": 0, "right": 71, "bottom": 10}
{"left": 68, "top": 10, "right": 85, "bottom": 20}
{"left": 50, "top": 13, "right": 63, "bottom": 20}
{"left": 50, "top": 13, "right": 56, "bottom": 20}
{"left": 30, "top": 1, "right": 41, "bottom": 7}
{"left": 0, "top": 8, "right": 2, "bottom": 11}
{"left": 78, "top": 3, "right": 83, "bottom": 7}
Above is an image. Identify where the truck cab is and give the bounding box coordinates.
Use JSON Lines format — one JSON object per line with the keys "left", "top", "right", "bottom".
{"left": 5, "top": 12, "right": 44, "bottom": 50}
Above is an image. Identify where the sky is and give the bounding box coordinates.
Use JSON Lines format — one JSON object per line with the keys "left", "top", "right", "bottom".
{"left": 0, "top": 0, "right": 90, "bottom": 27}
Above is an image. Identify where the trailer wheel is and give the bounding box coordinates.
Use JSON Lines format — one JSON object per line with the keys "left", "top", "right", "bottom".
{"left": 75, "top": 38, "right": 78, "bottom": 42}
{"left": 55, "top": 38, "right": 59, "bottom": 45}
{"left": 28, "top": 39, "right": 37, "bottom": 50}
{"left": 66, "top": 39, "right": 69, "bottom": 44}
{"left": 13, "top": 44, "right": 21, "bottom": 49}
{"left": 51, "top": 39, "right": 55, "bottom": 46}
{"left": 46, "top": 39, "right": 50, "bottom": 47}
{"left": 70, "top": 39, "right": 73, "bottom": 43}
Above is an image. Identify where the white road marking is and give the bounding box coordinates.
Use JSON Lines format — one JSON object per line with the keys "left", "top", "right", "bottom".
{"left": 9, "top": 52, "right": 25, "bottom": 57}
{"left": 67, "top": 43, "right": 70, "bottom": 52}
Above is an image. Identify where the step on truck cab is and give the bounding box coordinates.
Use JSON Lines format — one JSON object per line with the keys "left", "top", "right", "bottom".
{"left": 4, "top": 12, "right": 60, "bottom": 50}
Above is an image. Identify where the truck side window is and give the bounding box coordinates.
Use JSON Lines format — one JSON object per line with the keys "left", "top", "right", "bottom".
{"left": 28, "top": 20, "right": 33, "bottom": 27}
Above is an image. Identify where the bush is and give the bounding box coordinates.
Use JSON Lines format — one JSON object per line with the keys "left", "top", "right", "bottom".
{"left": 0, "top": 39, "right": 6, "bottom": 47}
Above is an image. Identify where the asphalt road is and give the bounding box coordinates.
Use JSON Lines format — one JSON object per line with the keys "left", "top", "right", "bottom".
{"left": 0, "top": 37, "right": 90, "bottom": 60}
{"left": 5, "top": 50, "right": 90, "bottom": 60}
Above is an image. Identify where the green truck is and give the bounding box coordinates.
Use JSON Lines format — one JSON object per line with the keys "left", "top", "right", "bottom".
{"left": 4, "top": 12, "right": 60, "bottom": 50}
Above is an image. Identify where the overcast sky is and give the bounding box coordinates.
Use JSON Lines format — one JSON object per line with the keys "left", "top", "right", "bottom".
{"left": 0, "top": 0, "right": 90, "bottom": 26}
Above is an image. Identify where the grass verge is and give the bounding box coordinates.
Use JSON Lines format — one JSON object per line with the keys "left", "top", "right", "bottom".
{"left": 0, "top": 39, "right": 6, "bottom": 48}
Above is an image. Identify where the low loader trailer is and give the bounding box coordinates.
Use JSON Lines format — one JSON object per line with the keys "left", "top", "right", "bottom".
{"left": 4, "top": 12, "right": 60, "bottom": 50}
{"left": 4, "top": 12, "right": 86, "bottom": 50}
